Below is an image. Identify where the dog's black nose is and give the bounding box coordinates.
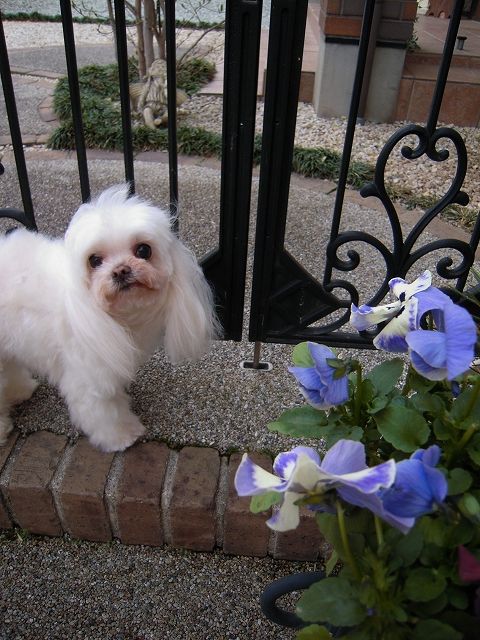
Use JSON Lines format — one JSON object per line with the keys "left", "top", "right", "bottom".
{"left": 113, "top": 265, "right": 132, "bottom": 284}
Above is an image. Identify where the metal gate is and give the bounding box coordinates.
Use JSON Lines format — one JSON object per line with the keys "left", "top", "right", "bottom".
{"left": 1, "top": 0, "right": 479, "bottom": 349}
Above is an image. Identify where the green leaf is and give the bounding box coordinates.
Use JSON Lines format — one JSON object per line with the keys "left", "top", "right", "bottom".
{"left": 250, "top": 492, "right": 281, "bottom": 514}
{"left": 467, "top": 433, "right": 480, "bottom": 466}
{"left": 411, "top": 392, "right": 445, "bottom": 415}
{"left": 367, "top": 395, "right": 389, "bottom": 415}
{"left": 296, "top": 577, "right": 367, "bottom": 627}
{"left": 447, "top": 586, "right": 469, "bottom": 610}
{"left": 366, "top": 358, "right": 404, "bottom": 395}
{"left": 268, "top": 406, "right": 327, "bottom": 438}
{"left": 433, "top": 417, "right": 452, "bottom": 441}
{"left": 374, "top": 405, "right": 430, "bottom": 452}
{"left": 448, "top": 469, "right": 473, "bottom": 495}
{"left": 458, "top": 493, "right": 480, "bottom": 519}
{"left": 394, "top": 525, "right": 424, "bottom": 566}
{"left": 325, "top": 550, "right": 339, "bottom": 576}
{"left": 411, "top": 619, "right": 462, "bottom": 640}
{"left": 404, "top": 567, "right": 447, "bottom": 602}
{"left": 450, "top": 386, "right": 480, "bottom": 428}
{"left": 292, "top": 342, "right": 315, "bottom": 367}
{"left": 323, "top": 424, "right": 364, "bottom": 448}
{"left": 297, "top": 624, "right": 333, "bottom": 640}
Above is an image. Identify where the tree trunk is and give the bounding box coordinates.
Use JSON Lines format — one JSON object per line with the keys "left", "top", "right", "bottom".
{"left": 135, "top": 0, "right": 146, "bottom": 78}
{"left": 143, "top": 0, "right": 156, "bottom": 69}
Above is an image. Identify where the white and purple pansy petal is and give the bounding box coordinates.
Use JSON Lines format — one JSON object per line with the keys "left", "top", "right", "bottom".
{"left": 273, "top": 447, "right": 320, "bottom": 481}
{"left": 234, "top": 454, "right": 287, "bottom": 496}
{"left": 411, "top": 444, "right": 441, "bottom": 467}
{"left": 406, "top": 330, "right": 447, "bottom": 381}
{"left": 350, "top": 301, "right": 401, "bottom": 331}
{"left": 415, "top": 286, "right": 452, "bottom": 318}
{"left": 321, "top": 375, "right": 349, "bottom": 408}
{"left": 389, "top": 270, "right": 432, "bottom": 301}
{"left": 406, "top": 295, "right": 476, "bottom": 381}
{"left": 443, "top": 300, "right": 477, "bottom": 379}
{"left": 282, "top": 450, "right": 324, "bottom": 493}
{"left": 380, "top": 457, "right": 447, "bottom": 518}
{"left": 338, "top": 485, "right": 415, "bottom": 534}
{"left": 287, "top": 365, "right": 323, "bottom": 392}
{"left": 308, "top": 342, "right": 338, "bottom": 367}
{"left": 373, "top": 297, "right": 418, "bottom": 353}
{"left": 266, "top": 491, "right": 303, "bottom": 532}
{"left": 320, "top": 439, "right": 368, "bottom": 475}
{"left": 315, "top": 440, "right": 396, "bottom": 494}
{"left": 332, "top": 459, "right": 396, "bottom": 494}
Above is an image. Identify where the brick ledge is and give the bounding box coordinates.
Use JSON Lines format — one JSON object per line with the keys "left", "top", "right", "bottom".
{"left": 0, "top": 430, "right": 325, "bottom": 561}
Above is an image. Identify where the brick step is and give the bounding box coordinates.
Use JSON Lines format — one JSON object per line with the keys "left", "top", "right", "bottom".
{"left": 405, "top": 50, "right": 480, "bottom": 69}
{"left": 396, "top": 59, "right": 480, "bottom": 125}
{"left": 0, "top": 430, "right": 325, "bottom": 562}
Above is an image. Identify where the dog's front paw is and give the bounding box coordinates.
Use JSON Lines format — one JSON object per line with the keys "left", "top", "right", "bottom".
{"left": 6, "top": 376, "right": 39, "bottom": 406}
{"left": 89, "top": 416, "right": 146, "bottom": 453}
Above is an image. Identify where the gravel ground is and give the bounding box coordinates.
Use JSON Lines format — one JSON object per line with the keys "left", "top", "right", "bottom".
{"left": 0, "top": 535, "right": 313, "bottom": 639}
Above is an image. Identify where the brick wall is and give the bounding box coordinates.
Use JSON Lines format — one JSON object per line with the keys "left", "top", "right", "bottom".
{"left": 319, "top": 0, "right": 417, "bottom": 43}
{"left": 0, "top": 430, "right": 327, "bottom": 562}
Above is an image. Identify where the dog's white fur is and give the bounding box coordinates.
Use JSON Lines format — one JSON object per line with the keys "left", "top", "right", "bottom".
{"left": 0, "top": 185, "right": 218, "bottom": 452}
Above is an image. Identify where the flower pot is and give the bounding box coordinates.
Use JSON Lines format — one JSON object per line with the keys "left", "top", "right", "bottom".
{"left": 260, "top": 571, "right": 345, "bottom": 636}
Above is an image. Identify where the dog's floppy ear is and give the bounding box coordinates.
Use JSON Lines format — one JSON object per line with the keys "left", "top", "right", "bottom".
{"left": 163, "top": 239, "right": 219, "bottom": 364}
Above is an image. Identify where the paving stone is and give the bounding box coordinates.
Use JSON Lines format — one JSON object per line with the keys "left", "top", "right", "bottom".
{"left": 6, "top": 431, "right": 67, "bottom": 536}
{"left": 169, "top": 446, "right": 220, "bottom": 551}
{"left": 273, "top": 507, "right": 324, "bottom": 561}
{"left": 0, "top": 430, "right": 20, "bottom": 530}
{"left": 114, "top": 441, "right": 169, "bottom": 546}
{"left": 54, "top": 438, "right": 114, "bottom": 542}
{"left": 223, "top": 452, "right": 272, "bottom": 557}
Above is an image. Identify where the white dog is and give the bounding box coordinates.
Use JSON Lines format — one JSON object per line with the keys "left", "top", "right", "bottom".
{"left": 0, "top": 185, "right": 218, "bottom": 452}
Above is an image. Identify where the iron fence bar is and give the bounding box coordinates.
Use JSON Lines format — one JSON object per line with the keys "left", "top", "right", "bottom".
{"left": 113, "top": 0, "right": 135, "bottom": 193}
{"left": 323, "top": 0, "right": 376, "bottom": 285}
{"left": 0, "top": 11, "right": 36, "bottom": 230}
{"left": 164, "top": 0, "right": 179, "bottom": 231}
{"left": 426, "top": 0, "right": 465, "bottom": 135}
{"left": 60, "top": 0, "right": 90, "bottom": 203}
{"left": 248, "top": 0, "right": 310, "bottom": 342}
{"left": 201, "top": 0, "right": 263, "bottom": 341}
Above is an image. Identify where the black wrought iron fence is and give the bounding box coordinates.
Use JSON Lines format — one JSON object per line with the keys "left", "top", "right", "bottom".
{"left": 0, "top": 0, "right": 479, "bottom": 350}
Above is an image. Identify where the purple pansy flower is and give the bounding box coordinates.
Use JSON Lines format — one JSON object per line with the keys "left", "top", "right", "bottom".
{"left": 405, "top": 288, "right": 477, "bottom": 381}
{"left": 234, "top": 440, "right": 395, "bottom": 532}
{"left": 350, "top": 271, "right": 432, "bottom": 352}
{"left": 380, "top": 445, "right": 448, "bottom": 518}
{"left": 350, "top": 271, "right": 476, "bottom": 380}
{"left": 288, "top": 342, "right": 349, "bottom": 410}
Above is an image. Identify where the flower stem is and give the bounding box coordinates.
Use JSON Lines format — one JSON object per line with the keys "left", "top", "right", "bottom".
{"left": 336, "top": 500, "right": 361, "bottom": 581}
{"left": 354, "top": 363, "right": 363, "bottom": 425}
{"left": 374, "top": 515, "right": 384, "bottom": 548}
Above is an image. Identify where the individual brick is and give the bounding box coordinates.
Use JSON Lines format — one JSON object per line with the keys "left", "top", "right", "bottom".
{"left": 6, "top": 431, "right": 67, "bottom": 536}
{"left": 54, "top": 438, "right": 114, "bottom": 542}
{"left": 223, "top": 452, "right": 272, "bottom": 557}
{"left": 114, "top": 441, "right": 169, "bottom": 546}
{"left": 0, "top": 430, "right": 20, "bottom": 529}
{"left": 169, "top": 447, "right": 220, "bottom": 551}
{"left": 273, "top": 507, "right": 324, "bottom": 561}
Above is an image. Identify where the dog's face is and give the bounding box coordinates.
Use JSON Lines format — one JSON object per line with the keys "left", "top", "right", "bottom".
{"left": 65, "top": 186, "right": 174, "bottom": 321}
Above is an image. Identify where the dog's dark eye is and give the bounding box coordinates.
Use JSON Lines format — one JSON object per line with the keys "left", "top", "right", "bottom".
{"left": 135, "top": 243, "right": 152, "bottom": 260}
{"left": 88, "top": 254, "right": 103, "bottom": 268}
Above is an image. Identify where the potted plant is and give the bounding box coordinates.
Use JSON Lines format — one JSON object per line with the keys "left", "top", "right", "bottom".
{"left": 235, "top": 271, "right": 480, "bottom": 639}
